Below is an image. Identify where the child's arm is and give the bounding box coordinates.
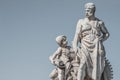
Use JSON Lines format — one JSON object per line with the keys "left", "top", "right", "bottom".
{"left": 49, "top": 47, "right": 62, "bottom": 65}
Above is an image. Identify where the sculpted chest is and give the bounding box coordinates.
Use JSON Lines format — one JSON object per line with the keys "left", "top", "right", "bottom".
{"left": 80, "top": 20, "right": 101, "bottom": 37}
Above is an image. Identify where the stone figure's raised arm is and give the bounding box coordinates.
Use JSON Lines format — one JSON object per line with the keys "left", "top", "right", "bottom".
{"left": 99, "top": 21, "right": 110, "bottom": 42}
{"left": 49, "top": 47, "right": 62, "bottom": 65}
{"left": 72, "top": 19, "right": 82, "bottom": 53}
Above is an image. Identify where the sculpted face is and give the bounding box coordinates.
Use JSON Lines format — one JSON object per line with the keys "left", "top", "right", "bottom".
{"left": 85, "top": 8, "right": 93, "bottom": 18}
{"left": 56, "top": 35, "right": 67, "bottom": 47}
{"left": 85, "top": 3, "right": 95, "bottom": 18}
{"left": 61, "top": 36, "right": 68, "bottom": 47}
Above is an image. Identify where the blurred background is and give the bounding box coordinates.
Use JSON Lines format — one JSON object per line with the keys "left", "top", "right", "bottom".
{"left": 0, "top": 0, "right": 119, "bottom": 80}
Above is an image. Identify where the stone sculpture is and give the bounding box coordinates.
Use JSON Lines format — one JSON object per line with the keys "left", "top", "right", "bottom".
{"left": 49, "top": 35, "right": 70, "bottom": 80}
{"left": 49, "top": 2, "right": 113, "bottom": 80}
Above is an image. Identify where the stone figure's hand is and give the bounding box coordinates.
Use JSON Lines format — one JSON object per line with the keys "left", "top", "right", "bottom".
{"left": 56, "top": 60, "right": 65, "bottom": 69}
{"left": 98, "top": 37, "right": 103, "bottom": 42}
{"left": 73, "top": 47, "right": 78, "bottom": 54}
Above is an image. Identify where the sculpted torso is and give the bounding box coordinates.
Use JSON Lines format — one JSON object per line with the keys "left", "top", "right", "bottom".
{"left": 77, "top": 18, "right": 105, "bottom": 42}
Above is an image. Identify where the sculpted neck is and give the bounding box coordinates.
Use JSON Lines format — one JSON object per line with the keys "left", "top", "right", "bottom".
{"left": 86, "top": 15, "right": 96, "bottom": 21}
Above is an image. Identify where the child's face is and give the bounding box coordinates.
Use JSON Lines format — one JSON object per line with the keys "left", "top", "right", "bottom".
{"left": 61, "top": 37, "right": 68, "bottom": 47}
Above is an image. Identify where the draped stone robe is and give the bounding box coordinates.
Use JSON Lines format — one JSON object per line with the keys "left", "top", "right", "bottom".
{"left": 73, "top": 18, "right": 108, "bottom": 80}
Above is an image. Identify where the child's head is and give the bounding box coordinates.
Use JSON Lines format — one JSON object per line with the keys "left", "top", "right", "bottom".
{"left": 56, "top": 35, "right": 68, "bottom": 47}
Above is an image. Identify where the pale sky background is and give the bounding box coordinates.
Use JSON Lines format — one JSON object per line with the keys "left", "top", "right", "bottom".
{"left": 0, "top": 0, "right": 119, "bottom": 80}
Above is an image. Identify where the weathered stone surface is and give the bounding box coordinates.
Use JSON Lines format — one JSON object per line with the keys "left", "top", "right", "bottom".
{"left": 49, "top": 2, "right": 113, "bottom": 80}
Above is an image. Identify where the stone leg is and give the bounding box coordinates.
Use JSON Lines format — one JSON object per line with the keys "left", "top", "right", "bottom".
{"left": 77, "top": 59, "right": 86, "bottom": 80}
{"left": 57, "top": 68, "right": 65, "bottom": 80}
{"left": 49, "top": 69, "right": 58, "bottom": 80}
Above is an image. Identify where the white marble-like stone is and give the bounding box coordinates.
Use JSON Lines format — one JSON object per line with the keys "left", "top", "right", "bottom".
{"left": 49, "top": 2, "right": 113, "bottom": 80}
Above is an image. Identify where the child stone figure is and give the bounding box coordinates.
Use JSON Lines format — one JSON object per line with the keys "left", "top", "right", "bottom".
{"left": 49, "top": 35, "right": 74, "bottom": 80}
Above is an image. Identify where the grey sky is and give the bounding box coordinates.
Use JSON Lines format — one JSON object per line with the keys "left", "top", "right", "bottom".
{"left": 0, "top": 0, "right": 119, "bottom": 80}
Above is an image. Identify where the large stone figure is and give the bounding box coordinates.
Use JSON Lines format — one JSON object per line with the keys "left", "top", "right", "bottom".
{"left": 72, "top": 2, "right": 111, "bottom": 80}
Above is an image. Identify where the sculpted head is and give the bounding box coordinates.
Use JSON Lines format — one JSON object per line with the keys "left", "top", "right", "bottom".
{"left": 84, "top": 3, "right": 96, "bottom": 18}
{"left": 56, "top": 35, "right": 67, "bottom": 47}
